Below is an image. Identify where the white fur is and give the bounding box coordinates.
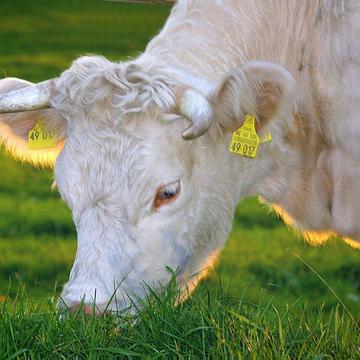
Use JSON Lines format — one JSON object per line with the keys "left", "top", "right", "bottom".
{"left": 1, "top": 0, "right": 359, "bottom": 312}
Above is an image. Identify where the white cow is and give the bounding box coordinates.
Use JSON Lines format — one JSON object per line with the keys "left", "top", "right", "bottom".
{"left": 0, "top": 0, "right": 359, "bottom": 314}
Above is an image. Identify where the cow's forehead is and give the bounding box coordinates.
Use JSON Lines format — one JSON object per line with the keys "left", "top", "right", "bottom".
{"left": 53, "top": 56, "right": 179, "bottom": 127}
{"left": 60, "top": 110, "right": 192, "bottom": 189}
{"left": 66, "top": 108, "right": 187, "bottom": 152}
{"left": 55, "top": 120, "right": 189, "bottom": 224}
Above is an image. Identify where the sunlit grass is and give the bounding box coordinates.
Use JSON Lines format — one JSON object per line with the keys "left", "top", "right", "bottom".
{"left": 0, "top": 278, "right": 359, "bottom": 358}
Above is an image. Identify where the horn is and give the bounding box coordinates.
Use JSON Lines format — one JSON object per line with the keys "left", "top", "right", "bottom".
{"left": 177, "top": 88, "right": 213, "bottom": 140}
{"left": 0, "top": 79, "right": 55, "bottom": 113}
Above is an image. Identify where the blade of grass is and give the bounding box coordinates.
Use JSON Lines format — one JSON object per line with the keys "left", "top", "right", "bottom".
{"left": 290, "top": 251, "right": 360, "bottom": 333}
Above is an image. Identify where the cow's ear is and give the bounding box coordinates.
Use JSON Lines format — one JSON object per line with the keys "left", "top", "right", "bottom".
{"left": 0, "top": 78, "right": 66, "bottom": 166}
{"left": 213, "top": 61, "right": 297, "bottom": 133}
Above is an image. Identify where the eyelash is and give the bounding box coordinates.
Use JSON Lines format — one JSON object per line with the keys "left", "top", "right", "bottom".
{"left": 158, "top": 184, "right": 178, "bottom": 200}
{"left": 153, "top": 181, "right": 181, "bottom": 210}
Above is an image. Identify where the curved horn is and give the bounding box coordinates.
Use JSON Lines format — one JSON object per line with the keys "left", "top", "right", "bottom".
{"left": 0, "top": 79, "right": 55, "bottom": 113}
{"left": 177, "top": 88, "right": 213, "bottom": 140}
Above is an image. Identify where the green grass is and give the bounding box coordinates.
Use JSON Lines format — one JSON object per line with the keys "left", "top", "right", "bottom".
{"left": 0, "top": 0, "right": 359, "bottom": 358}
{"left": 1, "top": 281, "right": 359, "bottom": 359}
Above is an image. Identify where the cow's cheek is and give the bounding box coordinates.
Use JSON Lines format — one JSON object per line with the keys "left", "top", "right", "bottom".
{"left": 135, "top": 216, "right": 192, "bottom": 282}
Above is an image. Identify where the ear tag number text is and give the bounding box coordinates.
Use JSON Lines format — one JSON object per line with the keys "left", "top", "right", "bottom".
{"left": 229, "top": 114, "right": 272, "bottom": 158}
{"left": 28, "top": 120, "right": 58, "bottom": 150}
{"left": 229, "top": 114, "right": 259, "bottom": 158}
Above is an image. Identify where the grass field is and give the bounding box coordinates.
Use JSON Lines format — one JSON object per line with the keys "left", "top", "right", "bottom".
{"left": 0, "top": 0, "right": 359, "bottom": 358}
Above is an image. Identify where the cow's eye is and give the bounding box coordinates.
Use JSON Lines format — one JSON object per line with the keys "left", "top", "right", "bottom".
{"left": 153, "top": 180, "right": 181, "bottom": 209}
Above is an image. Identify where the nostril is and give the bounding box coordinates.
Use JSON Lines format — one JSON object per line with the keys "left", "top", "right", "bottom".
{"left": 69, "top": 303, "right": 104, "bottom": 316}
{"left": 58, "top": 296, "right": 114, "bottom": 318}
{"left": 83, "top": 304, "right": 97, "bottom": 315}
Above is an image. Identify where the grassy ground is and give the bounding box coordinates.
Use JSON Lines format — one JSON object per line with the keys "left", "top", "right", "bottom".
{"left": 0, "top": 0, "right": 359, "bottom": 358}
{"left": 0, "top": 282, "right": 358, "bottom": 358}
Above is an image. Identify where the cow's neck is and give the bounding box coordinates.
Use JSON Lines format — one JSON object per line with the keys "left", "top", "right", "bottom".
{"left": 144, "top": 1, "right": 322, "bottom": 83}
{"left": 257, "top": 111, "right": 332, "bottom": 233}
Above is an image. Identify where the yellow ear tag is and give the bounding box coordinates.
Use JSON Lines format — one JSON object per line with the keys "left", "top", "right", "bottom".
{"left": 28, "top": 120, "right": 58, "bottom": 150}
{"left": 259, "top": 132, "right": 272, "bottom": 144}
{"left": 229, "top": 114, "right": 271, "bottom": 158}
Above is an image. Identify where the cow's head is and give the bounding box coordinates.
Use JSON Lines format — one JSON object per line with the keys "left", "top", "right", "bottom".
{"left": 0, "top": 56, "right": 296, "bottom": 313}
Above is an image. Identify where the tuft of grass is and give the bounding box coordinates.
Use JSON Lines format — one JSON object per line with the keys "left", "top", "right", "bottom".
{"left": 0, "top": 279, "right": 359, "bottom": 359}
